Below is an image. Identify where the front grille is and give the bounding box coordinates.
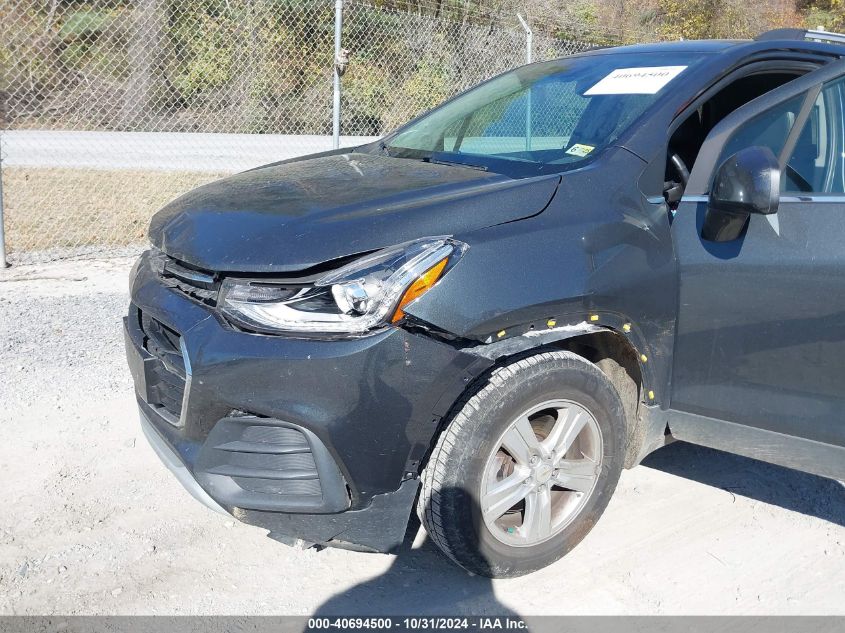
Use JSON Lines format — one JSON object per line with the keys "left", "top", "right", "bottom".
{"left": 153, "top": 251, "right": 219, "bottom": 306}
{"left": 139, "top": 311, "right": 186, "bottom": 423}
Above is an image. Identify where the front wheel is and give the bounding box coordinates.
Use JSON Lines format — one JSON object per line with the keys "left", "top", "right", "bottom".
{"left": 418, "top": 351, "right": 626, "bottom": 578}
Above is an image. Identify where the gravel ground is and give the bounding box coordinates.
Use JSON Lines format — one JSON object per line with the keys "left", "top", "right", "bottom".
{"left": 0, "top": 257, "right": 843, "bottom": 615}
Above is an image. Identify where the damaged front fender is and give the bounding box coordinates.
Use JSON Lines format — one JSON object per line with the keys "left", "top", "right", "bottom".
{"left": 403, "top": 147, "right": 677, "bottom": 406}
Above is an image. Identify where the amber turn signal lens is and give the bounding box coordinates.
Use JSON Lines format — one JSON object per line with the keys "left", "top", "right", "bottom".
{"left": 391, "top": 257, "right": 449, "bottom": 323}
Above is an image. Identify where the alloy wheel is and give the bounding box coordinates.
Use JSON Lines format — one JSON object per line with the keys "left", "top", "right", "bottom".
{"left": 480, "top": 399, "right": 604, "bottom": 547}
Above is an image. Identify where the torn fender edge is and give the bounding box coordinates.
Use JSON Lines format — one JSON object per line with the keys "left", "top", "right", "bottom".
{"left": 446, "top": 318, "right": 665, "bottom": 468}
{"left": 462, "top": 321, "right": 603, "bottom": 361}
{"left": 445, "top": 313, "right": 659, "bottom": 410}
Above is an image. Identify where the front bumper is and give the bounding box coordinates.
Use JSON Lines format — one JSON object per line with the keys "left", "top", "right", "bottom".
{"left": 125, "top": 250, "right": 489, "bottom": 551}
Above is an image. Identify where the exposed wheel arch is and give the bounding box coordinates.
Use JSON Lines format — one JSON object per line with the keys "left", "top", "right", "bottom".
{"left": 553, "top": 331, "right": 645, "bottom": 468}
{"left": 437, "top": 328, "right": 649, "bottom": 470}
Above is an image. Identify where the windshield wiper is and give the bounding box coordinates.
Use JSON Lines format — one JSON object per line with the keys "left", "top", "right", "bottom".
{"left": 424, "top": 157, "right": 488, "bottom": 171}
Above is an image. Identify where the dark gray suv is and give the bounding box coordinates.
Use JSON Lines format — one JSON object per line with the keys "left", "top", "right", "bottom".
{"left": 125, "top": 29, "right": 845, "bottom": 577}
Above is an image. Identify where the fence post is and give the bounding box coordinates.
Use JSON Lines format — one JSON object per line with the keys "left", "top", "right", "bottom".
{"left": 517, "top": 13, "right": 533, "bottom": 63}
{"left": 0, "top": 133, "right": 7, "bottom": 268}
{"left": 517, "top": 14, "right": 533, "bottom": 152}
{"left": 332, "top": 0, "right": 344, "bottom": 150}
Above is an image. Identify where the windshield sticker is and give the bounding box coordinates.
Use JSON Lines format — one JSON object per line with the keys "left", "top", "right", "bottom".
{"left": 584, "top": 66, "right": 687, "bottom": 95}
{"left": 565, "top": 143, "right": 595, "bottom": 157}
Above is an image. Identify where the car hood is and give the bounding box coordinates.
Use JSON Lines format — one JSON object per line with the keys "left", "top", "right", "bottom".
{"left": 149, "top": 152, "right": 560, "bottom": 273}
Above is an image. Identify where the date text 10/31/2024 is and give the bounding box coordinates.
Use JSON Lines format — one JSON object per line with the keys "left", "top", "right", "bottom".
{"left": 307, "top": 618, "right": 528, "bottom": 630}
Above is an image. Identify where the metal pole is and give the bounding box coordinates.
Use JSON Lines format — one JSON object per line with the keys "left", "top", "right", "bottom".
{"left": 517, "top": 13, "right": 532, "bottom": 64}
{"left": 332, "top": 0, "right": 343, "bottom": 150}
{"left": 517, "top": 14, "right": 533, "bottom": 152}
{"left": 0, "top": 133, "right": 7, "bottom": 268}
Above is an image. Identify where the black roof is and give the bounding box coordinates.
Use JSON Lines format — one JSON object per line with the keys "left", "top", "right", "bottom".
{"left": 575, "top": 31, "right": 845, "bottom": 61}
{"left": 583, "top": 40, "right": 745, "bottom": 56}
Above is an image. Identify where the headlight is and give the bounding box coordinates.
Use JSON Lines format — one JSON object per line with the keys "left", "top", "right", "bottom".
{"left": 219, "top": 237, "right": 467, "bottom": 334}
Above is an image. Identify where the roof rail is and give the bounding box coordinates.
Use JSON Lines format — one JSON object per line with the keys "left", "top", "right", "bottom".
{"left": 756, "top": 27, "right": 845, "bottom": 45}
{"left": 806, "top": 29, "right": 845, "bottom": 44}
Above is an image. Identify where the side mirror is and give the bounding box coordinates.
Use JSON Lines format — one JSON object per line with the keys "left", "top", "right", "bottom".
{"left": 702, "top": 146, "right": 780, "bottom": 242}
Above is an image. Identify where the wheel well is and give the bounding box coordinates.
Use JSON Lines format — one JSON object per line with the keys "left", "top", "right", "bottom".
{"left": 552, "top": 331, "right": 642, "bottom": 427}
{"left": 420, "top": 329, "right": 647, "bottom": 478}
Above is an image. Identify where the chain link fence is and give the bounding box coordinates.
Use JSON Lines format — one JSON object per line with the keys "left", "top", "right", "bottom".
{"left": 0, "top": 0, "right": 621, "bottom": 265}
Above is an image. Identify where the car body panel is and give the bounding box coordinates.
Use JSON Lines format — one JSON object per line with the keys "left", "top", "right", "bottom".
{"left": 670, "top": 59, "right": 845, "bottom": 449}
{"left": 671, "top": 197, "right": 845, "bottom": 447}
{"left": 149, "top": 152, "right": 560, "bottom": 273}
{"left": 405, "top": 146, "right": 675, "bottom": 403}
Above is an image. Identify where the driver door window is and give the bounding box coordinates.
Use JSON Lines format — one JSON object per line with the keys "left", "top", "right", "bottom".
{"left": 715, "top": 94, "right": 805, "bottom": 169}
{"left": 713, "top": 77, "right": 845, "bottom": 194}
{"left": 783, "top": 77, "right": 845, "bottom": 194}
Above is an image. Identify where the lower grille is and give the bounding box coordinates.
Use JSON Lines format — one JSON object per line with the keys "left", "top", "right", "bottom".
{"left": 233, "top": 477, "right": 323, "bottom": 497}
{"left": 194, "top": 415, "right": 351, "bottom": 512}
{"left": 208, "top": 419, "right": 322, "bottom": 498}
{"left": 139, "top": 310, "right": 186, "bottom": 423}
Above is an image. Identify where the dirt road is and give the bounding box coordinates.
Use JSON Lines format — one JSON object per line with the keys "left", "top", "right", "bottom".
{"left": 0, "top": 257, "right": 842, "bottom": 615}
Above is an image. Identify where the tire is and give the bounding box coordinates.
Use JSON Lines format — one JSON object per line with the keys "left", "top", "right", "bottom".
{"left": 417, "top": 350, "right": 626, "bottom": 578}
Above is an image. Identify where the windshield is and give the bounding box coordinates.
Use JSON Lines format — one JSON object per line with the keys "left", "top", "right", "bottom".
{"left": 383, "top": 52, "right": 706, "bottom": 176}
